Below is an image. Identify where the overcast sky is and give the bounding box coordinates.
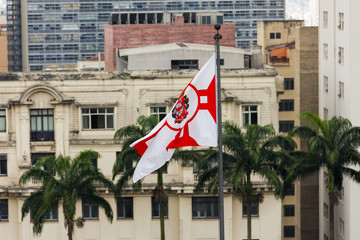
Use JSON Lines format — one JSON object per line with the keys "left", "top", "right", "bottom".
{"left": 287, "top": 0, "right": 318, "bottom": 26}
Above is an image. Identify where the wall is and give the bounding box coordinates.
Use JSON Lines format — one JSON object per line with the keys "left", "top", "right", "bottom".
{"left": 104, "top": 23, "right": 236, "bottom": 71}
{"left": 0, "top": 69, "right": 282, "bottom": 240}
{"left": 0, "top": 30, "right": 7, "bottom": 72}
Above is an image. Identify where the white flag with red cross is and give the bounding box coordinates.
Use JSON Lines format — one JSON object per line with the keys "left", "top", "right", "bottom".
{"left": 131, "top": 54, "right": 218, "bottom": 183}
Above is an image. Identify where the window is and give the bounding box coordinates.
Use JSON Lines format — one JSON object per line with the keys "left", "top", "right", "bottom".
{"left": 171, "top": 60, "right": 198, "bottom": 70}
{"left": 151, "top": 196, "right": 168, "bottom": 219}
{"left": 117, "top": 197, "right": 133, "bottom": 219}
{"left": 324, "top": 202, "right": 328, "bottom": 220}
{"left": 279, "top": 100, "right": 294, "bottom": 112}
{"left": 324, "top": 234, "right": 329, "bottom": 240}
{"left": 324, "top": 171, "right": 328, "bottom": 186}
{"left": 82, "top": 108, "right": 114, "bottom": 130}
{"left": 339, "top": 218, "right": 344, "bottom": 236}
{"left": 324, "top": 76, "right": 328, "bottom": 93}
{"left": 284, "top": 205, "right": 295, "bottom": 217}
{"left": 284, "top": 226, "right": 295, "bottom": 238}
{"left": 279, "top": 121, "right": 294, "bottom": 133}
{"left": 338, "top": 12, "right": 344, "bottom": 30}
{"left": 91, "top": 157, "right": 97, "bottom": 168}
{"left": 150, "top": 106, "right": 167, "bottom": 122}
{"left": 270, "top": 32, "right": 281, "bottom": 39}
{"left": 323, "top": 11, "right": 328, "bottom": 28}
{"left": 323, "top": 43, "right": 328, "bottom": 61}
{"left": 0, "top": 154, "right": 7, "bottom": 176}
{"left": 338, "top": 47, "right": 344, "bottom": 64}
{"left": 338, "top": 81, "right": 344, "bottom": 98}
{"left": 242, "top": 106, "right": 258, "bottom": 127}
{"left": 0, "top": 109, "right": 5, "bottom": 132}
{"left": 284, "top": 184, "right": 295, "bottom": 196}
{"left": 201, "top": 16, "right": 211, "bottom": 24}
{"left": 82, "top": 199, "right": 98, "bottom": 220}
{"left": 31, "top": 205, "right": 58, "bottom": 221}
{"left": 31, "top": 153, "right": 55, "bottom": 167}
{"left": 192, "top": 197, "right": 218, "bottom": 219}
{"left": 242, "top": 201, "right": 259, "bottom": 217}
{"left": 116, "top": 152, "right": 132, "bottom": 173}
{"left": 284, "top": 78, "right": 294, "bottom": 90}
{"left": 0, "top": 199, "right": 8, "bottom": 221}
{"left": 30, "top": 109, "right": 54, "bottom": 141}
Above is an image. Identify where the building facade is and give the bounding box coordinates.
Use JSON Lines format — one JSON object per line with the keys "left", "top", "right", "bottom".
{"left": 0, "top": 26, "right": 7, "bottom": 72}
{"left": 257, "top": 20, "right": 319, "bottom": 240}
{"left": 0, "top": 67, "right": 283, "bottom": 240}
{"left": 104, "top": 17, "right": 236, "bottom": 71}
{"left": 319, "top": 1, "right": 360, "bottom": 239}
{"left": 7, "top": 0, "right": 285, "bottom": 72}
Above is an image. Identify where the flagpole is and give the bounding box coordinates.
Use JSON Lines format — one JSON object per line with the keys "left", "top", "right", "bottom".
{"left": 214, "top": 23, "right": 225, "bottom": 240}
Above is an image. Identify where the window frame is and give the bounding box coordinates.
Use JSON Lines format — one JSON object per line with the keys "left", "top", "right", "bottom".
{"left": 117, "top": 197, "right": 133, "bottom": 219}
{"left": 81, "top": 107, "right": 115, "bottom": 130}
{"left": 279, "top": 121, "right": 294, "bottom": 133}
{"left": 284, "top": 78, "right": 294, "bottom": 90}
{"left": 0, "top": 199, "right": 8, "bottom": 221}
{"left": 30, "top": 109, "right": 54, "bottom": 141}
{"left": 284, "top": 205, "right": 295, "bottom": 217}
{"left": 242, "top": 201, "right": 259, "bottom": 217}
{"left": 323, "top": 11, "right": 328, "bottom": 28}
{"left": 82, "top": 199, "right": 99, "bottom": 220}
{"left": 241, "top": 105, "right": 258, "bottom": 127}
{"left": 151, "top": 196, "right": 168, "bottom": 219}
{"left": 0, "top": 109, "right": 6, "bottom": 132}
{"left": 338, "top": 47, "right": 344, "bottom": 64}
{"left": 279, "top": 100, "right": 294, "bottom": 112}
{"left": 0, "top": 154, "right": 7, "bottom": 176}
{"left": 339, "top": 218, "right": 344, "bottom": 237}
{"left": 338, "top": 12, "right": 344, "bottom": 30}
{"left": 150, "top": 106, "right": 167, "bottom": 122}
{"left": 323, "top": 43, "right": 328, "bottom": 61}
{"left": 192, "top": 197, "right": 219, "bottom": 219}
{"left": 284, "top": 225, "right": 295, "bottom": 238}
{"left": 323, "top": 76, "right": 328, "bottom": 93}
{"left": 31, "top": 204, "right": 58, "bottom": 221}
{"left": 324, "top": 202, "right": 329, "bottom": 221}
{"left": 171, "top": 60, "right": 199, "bottom": 70}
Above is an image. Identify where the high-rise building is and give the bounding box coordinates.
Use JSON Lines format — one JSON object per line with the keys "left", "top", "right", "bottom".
{"left": 7, "top": 0, "right": 285, "bottom": 72}
{"left": 319, "top": 1, "right": 360, "bottom": 240}
{"left": 257, "top": 20, "right": 319, "bottom": 240}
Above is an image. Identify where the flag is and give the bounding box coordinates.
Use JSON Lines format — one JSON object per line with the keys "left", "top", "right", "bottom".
{"left": 131, "top": 54, "right": 217, "bottom": 182}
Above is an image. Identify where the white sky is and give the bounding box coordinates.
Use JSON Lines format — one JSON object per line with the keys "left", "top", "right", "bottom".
{"left": 286, "top": 0, "right": 318, "bottom": 26}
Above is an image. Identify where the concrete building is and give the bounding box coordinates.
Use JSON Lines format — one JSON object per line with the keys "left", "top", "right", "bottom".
{"left": 115, "top": 42, "right": 259, "bottom": 71}
{"left": 77, "top": 54, "right": 105, "bottom": 71}
{"left": 0, "top": 25, "right": 8, "bottom": 72}
{"left": 7, "top": 0, "right": 285, "bottom": 72}
{"left": 257, "top": 20, "right": 319, "bottom": 240}
{"left": 0, "top": 64, "right": 284, "bottom": 239}
{"left": 104, "top": 16, "right": 236, "bottom": 71}
{"left": 319, "top": 1, "right": 360, "bottom": 239}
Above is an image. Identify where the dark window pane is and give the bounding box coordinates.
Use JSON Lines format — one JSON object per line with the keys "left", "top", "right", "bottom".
{"left": 284, "top": 226, "right": 295, "bottom": 237}
{"left": 192, "top": 197, "right": 218, "bottom": 219}
{"left": 284, "top": 184, "right": 295, "bottom": 196}
{"left": 0, "top": 199, "right": 8, "bottom": 221}
{"left": 284, "top": 78, "right": 294, "bottom": 90}
{"left": 279, "top": 121, "right": 294, "bottom": 133}
{"left": 242, "top": 201, "right": 259, "bottom": 217}
{"left": 117, "top": 197, "right": 133, "bottom": 219}
{"left": 151, "top": 197, "right": 168, "bottom": 219}
{"left": 284, "top": 205, "right": 295, "bottom": 217}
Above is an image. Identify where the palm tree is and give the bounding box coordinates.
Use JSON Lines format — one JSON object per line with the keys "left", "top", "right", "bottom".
{"left": 195, "top": 121, "right": 295, "bottom": 240}
{"left": 113, "top": 115, "right": 167, "bottom": 240}
{"left": 19, "top": 150, "right": 114, "bottom": 240}
{"left": 289, "top": 112, "right": 360, "bottom": 240}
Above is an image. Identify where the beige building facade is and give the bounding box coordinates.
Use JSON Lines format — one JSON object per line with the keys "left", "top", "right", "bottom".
{"left": 0, "top": 69, "right": 284, "bottom": 240}
{"left": 0, "top": 29, "right": 8, "bottom": 72}
{"left": 257, "top": 20, "right": 319, "bottom": 240}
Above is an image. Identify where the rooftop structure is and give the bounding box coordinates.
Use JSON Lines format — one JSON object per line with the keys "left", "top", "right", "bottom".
{"left": 7, "top": 0, "right": 285, "bottom": 72}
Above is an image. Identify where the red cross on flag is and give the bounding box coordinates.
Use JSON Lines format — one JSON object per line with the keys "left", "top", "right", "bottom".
{"left": 131, "top": 54, "right": 218, "bottom": 182}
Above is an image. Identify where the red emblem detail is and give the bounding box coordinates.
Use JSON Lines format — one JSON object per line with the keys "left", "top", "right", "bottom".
{"left": 172, "top": 95, "right": 189, "bottom": 124}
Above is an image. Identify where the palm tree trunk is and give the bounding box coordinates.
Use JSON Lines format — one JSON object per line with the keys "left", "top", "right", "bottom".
{"left": 157, "top": 169, "right": 165, "bottom": 240}
{"left": 66, "top": 219, "right": 73, "bottom": 240}
{"left": 246, "top": 173, "right": 252, "bottom": 240}
{"left": 329, "top": 201, "right": 334, "bottom": 240}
